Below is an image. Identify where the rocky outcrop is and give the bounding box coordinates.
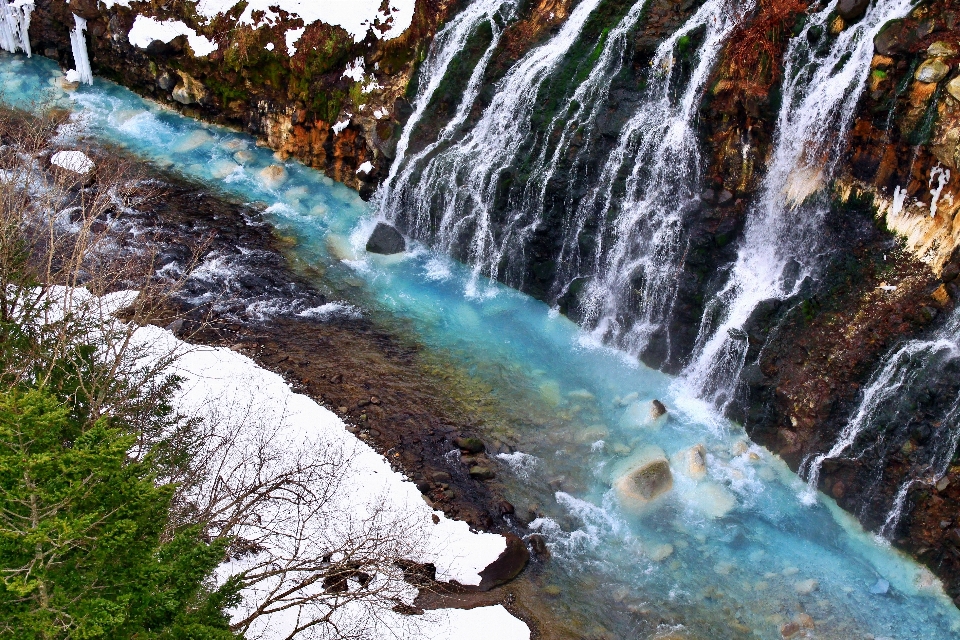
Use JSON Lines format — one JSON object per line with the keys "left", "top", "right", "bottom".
{"left": 28, "top": 0, "right": 461, "bottom": 196}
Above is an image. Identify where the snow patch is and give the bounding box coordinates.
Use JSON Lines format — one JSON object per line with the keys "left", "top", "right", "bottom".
{"left": 128, "top": 15, "right": 218, "bottom": 57}
{"left": 192, "top": 0, "right": 416, "bottom": 43}
{"left": 356, "top": 161, "right": 374, "bottom": 175}
{"left": 333, "top": 118, "right": 351, "bottom": 135}
{"left": 51, "top": 150, "right": 94, "bottom": 174}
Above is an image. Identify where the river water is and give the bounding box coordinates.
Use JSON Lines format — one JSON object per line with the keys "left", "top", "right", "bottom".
{"left": 4, "top": 52, "right": 960, "bottom": 638}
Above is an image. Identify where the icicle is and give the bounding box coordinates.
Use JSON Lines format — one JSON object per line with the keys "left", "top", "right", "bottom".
{"left": 0, "top": 0, "right": 34, "bottom": 57}
{"left": 69, "top": 13, "right": 93, "bottom": 85}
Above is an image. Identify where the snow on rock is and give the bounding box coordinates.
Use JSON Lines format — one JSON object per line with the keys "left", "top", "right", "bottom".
{"left": 356, "top": 161, "right": 374, "bottom": 175}
{"left": 343, "top": 57, "right": 365, "bottom": 82}
{"left": 125, "top": 323, "right": 528, "bottom": 639}
{"left": 193, "top": 0, "right": 416, "bottom": 43}
{"left": 284, "top": 26, "right": 305, "bottom": 56}
{"left": 51, "top": 150, "right": 94, "bottom": 174}
{"left": 333, "top": 118, "right": 351, "bottom": 135}
{"left": 127, "top": 15, "right": 218, "bottom": 57}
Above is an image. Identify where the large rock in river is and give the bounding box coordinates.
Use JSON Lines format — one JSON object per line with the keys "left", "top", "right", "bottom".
{"left": 614, "top": 446, "right": 673, "bottom": 511}
{"left": 366, "top": 222, "right": 406, "bottom": 255}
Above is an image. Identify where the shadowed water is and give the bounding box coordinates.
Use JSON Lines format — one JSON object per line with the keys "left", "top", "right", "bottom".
{"left": 4, "top": 52, "right": 960, "bottom": 638}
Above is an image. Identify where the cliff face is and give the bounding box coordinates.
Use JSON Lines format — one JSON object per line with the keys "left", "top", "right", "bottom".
{"left": 29, "top": 0, "right": 461, "bottom": 196}
{"left": 21, "top": 0, "right": 960, "bottom": 606}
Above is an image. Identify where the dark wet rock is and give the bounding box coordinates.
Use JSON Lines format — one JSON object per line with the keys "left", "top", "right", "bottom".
{"left": 157, "top": 71, "right": 177, "bottom": 92}
{"left": 68, "top": 0, "right": 100, "bottom": 20}
{"left": 475, "top": 534, "right": 529, "bottom": 591}
{"left": 469, "top": 466, "right": 495, "bottom": 480}
{"left": 651, "top": 399, "right": 667, "bottom": 419}
{"left": 455, "top": 436, "right": 485, "bottom": 453}
{"left": 365, "top": 222, "right": 406, "bottom": 254}
{"left": 717, "top": 189, "right": 735, "bottom": 207}
{"left": 837, "top": 0, "right": 870, "bottom": 22}
{"left": 527, "top": 533, "right": 551, "bottom": 559}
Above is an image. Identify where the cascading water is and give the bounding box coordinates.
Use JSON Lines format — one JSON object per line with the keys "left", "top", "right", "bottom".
{"left": 69, "top": 13, "right": 93, "bottom": 85}
{"left": 678, "top": 0, "right": 918, "bottom": 412}
{"left": 384, "top": 0, "right": 605, "bottom": 286}
{"left": 378, "top": 0, "right": 518, "bottom": 209}
{"left": 0, "top": 0, "right": 33, "bottom": 57}
{"left": 800, "top": 308, "right": 960, "bottom": 536}
{"left": 565, "top": 0, "right": 755, "bottom": 359}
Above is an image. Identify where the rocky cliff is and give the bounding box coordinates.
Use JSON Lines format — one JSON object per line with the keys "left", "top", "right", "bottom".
{"left": 29, "top": 0, "right": 462, "bottom": 196}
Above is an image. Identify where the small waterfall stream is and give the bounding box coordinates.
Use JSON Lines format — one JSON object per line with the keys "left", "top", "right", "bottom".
{"left": 801, "top": 309, "right": 960, "bottom": 536}
{"left": 678, "top": 0, "right": 918, "bottom": 413}
{"left": 571, "top": 0, "right": 754, "bottom": 359}
{"left": 384, "top": 0, "right": 605, "bottom": 286}
{"left": 378, "top": 0, "right": 518, "bottom": 206}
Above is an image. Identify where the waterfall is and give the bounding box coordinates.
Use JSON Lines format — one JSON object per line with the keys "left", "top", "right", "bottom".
{"left": 385, "top": 0, "right": 605, "bottom": 286}
{"left": 69, "top": 13, "right": 93, "bottom": 85}
{"left": 678, "top": 0, "right": 918, "bottom": 412}
{"left": 565, "top": 0, "right": 755, "bottom": 359}
{"left": 799, "top": 309, "right": 960, "bottom": 534}
{"left": 379, "top": 0, "right": 518, "bottom": 210}
{"left": 0, "top": 0, "right": 33, "bottom": 57}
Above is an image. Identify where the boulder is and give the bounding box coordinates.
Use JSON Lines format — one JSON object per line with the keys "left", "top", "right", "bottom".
{"left": 614, "top": 447, "right": 673, "bottom": 510}
{"left": 948, "top": 76, "right": 960, "bottom": 102}
{"left": 469, "top": 466, "right": 495, "bottom": 480}
{"left": 675, "top": 444, "right": 707, "bottom": 480}
{"left": 258, "top": 164, "right": 288, "bottom": 188}
{"left": 475, "top": 533, "right": 529, "bottom": 590}
{"left": 157, "top": 71, "right": 177, "bottom": 91}
{"left": 929, "top": 41, "right": 959, "bottom": 58}
{"left": 365, "top": 222, "right": 406, "bottom": 254}
{"left": 916, "top": 59, "right": 951, "bottom": 84}
{"left": 837, "top": 0, "right": 869, "bottom": 22}
{"left": 171, "top": 72, "right": 208, "bottom": 105}
{"left": 68, "top": 0, "right": 101, "bottom": 20}
{"left": 455, "top": 436, "right": 485, "bottom": 453}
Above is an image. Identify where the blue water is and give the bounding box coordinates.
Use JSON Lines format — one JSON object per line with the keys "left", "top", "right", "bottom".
{"left": 5, "top": 52, "right": 960, "bottom": 638}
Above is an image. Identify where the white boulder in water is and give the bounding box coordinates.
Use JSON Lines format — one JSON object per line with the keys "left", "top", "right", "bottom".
{"left": 259, "top": 164, "right": 288, "bottom": 188}
{"left": 673, "top": 443, "right": 707, "bottom": 480}
{"left": 51, "top": 150, "right": 94, "bottom": 174}
{"left": 682, "top": 481, "right": 737, "bottom": 519}
{"left": 620, "top": 399, "right": 669, "bottom": 430}
{"left": 614, "top": 446, "right": 673, "bottom": 512}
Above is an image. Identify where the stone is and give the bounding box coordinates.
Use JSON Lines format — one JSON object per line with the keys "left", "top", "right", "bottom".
{"left": 796, "top": 613, "right": 815, "bottom": 629}
{"left": 794, "top": 579, "right": 819, "bottom": 595}
{"left": 675, "top": 444, "right": 707, "bottom": 480}
{"left": 928, "top": 41, "right": 959, "bottom": 58}
{"left": 700, "top": 188, "right": 716, "bottom": 203}
{"left": 717, "top": 189, "right": 735, "bottom": 206}
{"left": 469, "top": 466, "right": 495, "bottom": 480}
{"left": 171, "top": 72, "right": 207, "bottom": 105}
{"left": 948, "top": 76, "right": 960, "bottom": 102}
{"left": 69, "top": 0, "right": 101, "bottom": 19}
{"left": 365, "top": 222, "right": 406, "bottom": 254}
{"left": 455, "top": 436, "right": 485, "bottom": 453}
{"left": 649, "top": 543, "right": 674, "bottom": 561}
{"left": 259, "top": 164, "right": 288, "bottom": 188}
{"left": 157, "top": 71, "right": 177, "bottom": 91}
{"left": 937, "top": 477, "right": 951, "bottom": 491}
{"left": 870, "top": 578, "right": 890, "bottom": 594}
{"left": 614, "top": 447, "right": 673, "bottom": 510}
{"left": 476, "top": 533, "right": 529, "bottom": 590}
{"left": 651, "top": 399, "right": 667, "bottom": 419}
{"left": 837, "top": 0, "right": 869, "bottom": 22}
{"left": 527, "top": 533, "right": 551, "bottom": 559}
{"left": 780, "top": 622, "right": 801, "bottom": 638}
{"left": 916, "top": 59, "right": 951, "bottom": 84}
{"left": 430, "top": 471, "right": 451, "bottom": 483}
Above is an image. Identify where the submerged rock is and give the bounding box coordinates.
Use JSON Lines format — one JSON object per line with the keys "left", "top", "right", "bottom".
{"left": 365, "top": 222, "right": 406, "bottom": 255}
{"left": 675, "top": 444, "right": 707, "bottom": 480}
{"left": 614, "top": 446, "right": 673, "bottom": 510}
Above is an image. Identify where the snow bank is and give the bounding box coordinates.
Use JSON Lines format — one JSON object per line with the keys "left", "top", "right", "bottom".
{"left": 127, "top": 15, "right": 218, "bottom": 57}
{"left": 51, "top": 150, "right": 94, "bottom": 173}
{"left": 127, "top": 324, "right": 528, "bottom": 639}
{"left": 102, "top": 0, "right": 416, "bottom": 44}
